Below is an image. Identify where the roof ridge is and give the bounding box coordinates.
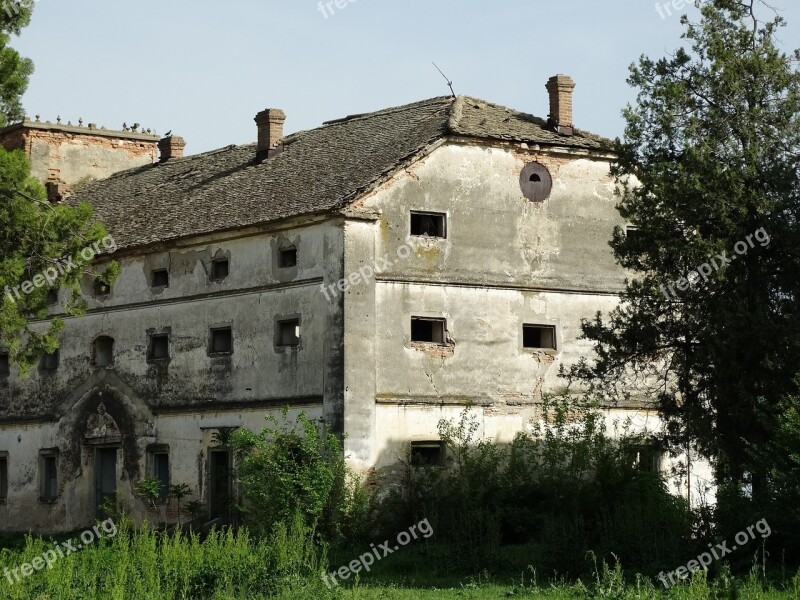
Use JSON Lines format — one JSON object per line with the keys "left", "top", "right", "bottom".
{"left": 322, "top": 95, "right": 455, "bottom": 127}
{"left": 447, "top": 96, "right": 466, "bottom": 133}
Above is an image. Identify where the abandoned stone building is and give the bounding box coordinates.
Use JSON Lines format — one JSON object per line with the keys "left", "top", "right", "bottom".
{"left": 0, "top": 75, "right": 713, "bottom": 533}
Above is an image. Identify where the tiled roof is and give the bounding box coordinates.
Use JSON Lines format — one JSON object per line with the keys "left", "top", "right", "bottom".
{"left": 72, "top": 96, "right": 613, "bottom": 250}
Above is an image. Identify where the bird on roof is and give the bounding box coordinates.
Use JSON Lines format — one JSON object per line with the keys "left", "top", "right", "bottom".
{"left": 164, "top": 130, "right": 172, "bottom": 137}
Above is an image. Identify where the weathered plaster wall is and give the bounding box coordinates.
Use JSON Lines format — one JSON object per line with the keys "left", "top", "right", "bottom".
{"left": 0, "top": 124, "right": 159, "bottom": 187}
{"left": 343, "top": 141, "right": 713, "bottom": 506}
{"left": 0, "top": 405, "right": 321, "bottom": 533}
{"left": 362, "top": 142, "right": 626, "bottom": 292}
{"left": 0, "top": 221, "right": 342, "bottom": 419}
{"left": 0, "top": 219, "right": 344, "bottom": 532}
{"left": 341, "top": 142, "right": 626, "bottom": 467}
{"left": 372, "top": 285, "right": 617, "bottom": 405}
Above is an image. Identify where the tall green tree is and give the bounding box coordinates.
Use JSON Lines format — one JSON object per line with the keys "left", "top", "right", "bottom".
{"left": 0, "top": 0, "right": 35, "bottom": 125}
{"left": 0, "top": 1, "right": 117, "bottom": 375}
{"left": 569, "top": 0, "right": 800, "bottom": 499}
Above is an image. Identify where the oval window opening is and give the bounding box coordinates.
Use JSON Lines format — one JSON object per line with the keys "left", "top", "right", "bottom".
{"left": 520, "top": 162, "right": 553, "bottom": 202}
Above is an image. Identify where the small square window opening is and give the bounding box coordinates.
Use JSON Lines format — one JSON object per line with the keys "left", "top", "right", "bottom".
{"left": 151, "top": 269, "right": 169, "bottom": 288}
{"left": 279, "top": 248, "right": 297, "bottom": 268}
{"left": 278, "top": 319, "right": 301, "bottom": 347}
{"left": 212, "top": 259, "right": 229, "bottom": 280}
{"left": 149, "top": 334, "right": 169, "bottom": 361}
{"left": 410, "top": 441, "right": 445, "bottom": 466}
{"left": 93, "top": 278, "right": 111, "bottom": 297}
{"left": 625, "top": 226, "right": 640, "bottom": 242}
{"left": 210, "top": 328, "right": 233, "bottom": 354}
{"left": 626, "top": 443, "right": 663, "bottom": 473}
{"left": 40, "top": 350, "right": 59, "bottom": 371}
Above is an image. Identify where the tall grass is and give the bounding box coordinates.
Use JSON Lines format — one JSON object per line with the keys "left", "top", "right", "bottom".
{"left": 2, "top": 521, "right": 800, "bottom": 598}
{"left": 0, "top": 513, "right": 331, "bottom": 600}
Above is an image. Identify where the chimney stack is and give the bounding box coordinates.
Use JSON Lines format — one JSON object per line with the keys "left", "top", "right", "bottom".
{"left": 158, "top": 135, "right": 186, "bottom": 162}
{"left": 255, "top": 108, "right": 286, "bottom": 160}
{"left": 546, "top": 75, "right": 576, "bottom": 136}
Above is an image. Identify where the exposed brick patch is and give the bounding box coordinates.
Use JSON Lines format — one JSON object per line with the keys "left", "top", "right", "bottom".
{"left": 0, "top": 124, "right": 159, "bottom": 188}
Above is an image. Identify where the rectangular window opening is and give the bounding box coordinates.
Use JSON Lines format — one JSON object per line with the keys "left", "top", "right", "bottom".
{"left": 151, "top": 269, "right": 169, "bottom": 288}
{"left": 0, "top": 455, "right": 7, "bottom": 502}
{"left": 523, "top": 325, "right": 556, "bottom": 350}
{"left": 149, "top": 334, "right": 170, "bottom": 361}
{"left": 279, "top": 248, "right": 297, "bottom": 269}
{"left": 152, "top": 452, "right": 170, "bottom": 502}
{"left": 210, "top": 327, "right": 233, "bottom": 355}
{"left": 209, "top": 449, "right": 232, "bottom": 520}
{"left": 40, "top": 452, "right": 58, "bottom": 502}
{"left": 628, "top": 443, "right": 662, "bottom": 473}
{"left": 411, "top": 317, "right": 446, "bottom": 344}
{"left": 211, "top": 258, "right": 229, "bottom": 280}
{"left": 277, "top": 319, "right": 301, "bottom": 347}
{"left": 410, "top": 441, "right": 445, "bottom": 466}
{"left": 0, "top": 353, "right": 9, "bottom": 378}
{"left": 410, "top": 212, "right": 446, "bottom": 238}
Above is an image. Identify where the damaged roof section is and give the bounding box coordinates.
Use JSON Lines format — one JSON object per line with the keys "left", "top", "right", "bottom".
{"left": 71, "top": 95, "right": 613, "bottom": 251}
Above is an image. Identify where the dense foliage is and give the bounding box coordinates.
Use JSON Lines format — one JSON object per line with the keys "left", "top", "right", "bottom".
{"left": 566, "top": 0, "right": 800, "bottom": 545}
{"left": 0, "top": 0, "right": 117, "bottom": 375}
{"left": 371, "top": 397, "right": 695, "bottom": 578}
{"left": 229, "top": 411, "right": 354, "bottom": 541}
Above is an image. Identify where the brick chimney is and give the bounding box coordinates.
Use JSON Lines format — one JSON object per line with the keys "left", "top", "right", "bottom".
{"left": 158, "top": 135, "right": 186, "bottom": 162}
{"left": 255, "top": 108, "right": 286, "bottom": 160}
{"left": 546, "top": 75, "right": 576, "bottom": 135}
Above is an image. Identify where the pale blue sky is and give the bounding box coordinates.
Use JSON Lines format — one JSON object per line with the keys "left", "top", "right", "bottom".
{"left": 13, "top": 0, "right": 800, "bottom": 154}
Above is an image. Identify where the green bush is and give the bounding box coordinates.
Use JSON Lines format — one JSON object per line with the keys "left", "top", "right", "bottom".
{"left": 370, "top": 394, "right": 696, "bottom": 578}
{"left": 230, "top": 410, "right": 350, "bottom": 541}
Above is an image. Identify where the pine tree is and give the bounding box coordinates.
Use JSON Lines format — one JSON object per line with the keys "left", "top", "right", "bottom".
{"left": 0, "top": 1, "right": 117, "bottom": 375}
{"left": 569, "top": 0, "right": 800, "bottom": 499}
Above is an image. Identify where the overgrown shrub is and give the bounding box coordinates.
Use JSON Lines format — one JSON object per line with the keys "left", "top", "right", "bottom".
{"left": 0, "top": 514, "right": 331, "bottom": 599}
{"left": 370, "top": 394, "right": 695, "bottom": 577}
{"left": 230, "top": 410, "right": 351, "bottom": 541}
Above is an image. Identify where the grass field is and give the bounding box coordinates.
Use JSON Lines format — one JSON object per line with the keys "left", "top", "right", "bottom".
{"left": 1, "top": 521, "right": 798, "bottom": 599}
